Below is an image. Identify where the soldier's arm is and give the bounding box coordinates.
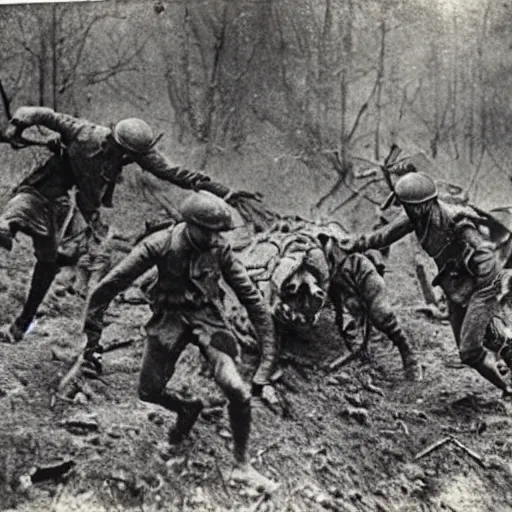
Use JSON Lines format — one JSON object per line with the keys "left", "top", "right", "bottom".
{"left": 135, "top": 150, "right": 231, "bottom": 198}
{"left": 221, "top": 245, "right": 277, "bottom": 386}
{"left": 457, "top": 221, "right": 497, "bottom": 282}
{"left": 341, "top": 214, "right": 414, "bottom": 252}
{"left": 5, "top": 106, "right": 83, "bottom": 146}
{"left": 83, "top": 230, "right": 168, "bottom": 346}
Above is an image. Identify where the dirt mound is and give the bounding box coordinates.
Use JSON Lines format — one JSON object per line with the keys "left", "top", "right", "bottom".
{"left": 1, "top": 228, "right": 512, "bottom": 512}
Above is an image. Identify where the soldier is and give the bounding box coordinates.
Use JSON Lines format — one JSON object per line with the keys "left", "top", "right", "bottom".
{"left": 337, "top": 170, "right": 512, "bottom": 396}
{"left": 324, "top": 243, "right": 421, "bottom": 381}
{"left": 0, "top": 107, "right": 256, "bottom": 343}
{"left": 82, "top": 191, "right": 279, "bottom": 492}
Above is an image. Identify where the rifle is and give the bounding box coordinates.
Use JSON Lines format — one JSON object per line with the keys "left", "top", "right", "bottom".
{"left": 379, "top": 144, "right": 402, "bottom": 210}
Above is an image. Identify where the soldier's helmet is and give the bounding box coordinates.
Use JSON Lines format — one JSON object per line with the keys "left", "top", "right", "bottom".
{"left": 180, "top": 191, "right": 235, "bottom": 231}
{"left": 394, "top": 172, "right": 438, "bottom": 205}
{"left": 113, "top": 118, "right": 156, "bottom": 154}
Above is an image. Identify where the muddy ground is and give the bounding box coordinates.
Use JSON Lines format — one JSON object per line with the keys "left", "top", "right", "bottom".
{"left": 1, "top": 188, "right": 512, "bottom": 512}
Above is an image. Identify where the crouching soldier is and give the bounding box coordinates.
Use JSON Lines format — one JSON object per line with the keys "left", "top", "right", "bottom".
{"left": 316, "top": 234, "right": 421, "bottom": 381}
{"left": 337, "top": 171, "right": 512, "bottom": 396}
{"left": 82, "top": 191, "right": 279, "bottom": 492}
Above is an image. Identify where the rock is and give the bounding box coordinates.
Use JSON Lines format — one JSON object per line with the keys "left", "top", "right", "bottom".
{"left": 335, "top": 372, "right": 352, "bottom": 384}
{"left": 189, "top": 486, "right": 206, "bottom": 506}
{"left": 147, "top": 412, "right": 164, "bottom": 426}
{"left": 87, "top": 435, "right": 101, "bottom": 446}
{"left": 341, "top": 406, "right": 369, "bottom": 425}
{"left": 166, "top": 456, "right": 187, "bottom": 471}
{"left": 73, "top": 392, "right": 88, "bottom": 405}
{"left": 402, "top": 463, "right": 425, "bottom": 481}
{"left": 218, "top": 428, "right": 232, "bottom": 439}
{"left": 107, "top": 427, "right": 122, "bottom": 439}
{"left": 328, "top": 485, "right": 343, "bottom": 498}
{"left": 201, "top": 406, "right": 224, "bottom": 422}
{"left": 58, "top": 413, "right": 98, "bottom": 435}
{"left": 344, "top": 393, "right": 365, "bottom": 408}
{"left": 18, "top": 475, "right": 32, "bottom": 491}
{"left": 347, "top": 489, "right": 362, "bottom": 501}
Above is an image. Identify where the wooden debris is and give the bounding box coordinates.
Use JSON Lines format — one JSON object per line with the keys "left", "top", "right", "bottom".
{"left": 102, "top": 338, "right": 135, "bottom": 353}
{"left": 413, "top": 437, "right": 451, "bottom": 461}
{"left": 397, "top": 420, "right": 409, "bottom": 436}
{"left": 58, "top": 414, "right": 99, "bottom": 435}
{"left": 214, "top": 457, "right": 231, "bottom": 499}
{"left": 55, "top": 350, "right": 85, "bottom": 397}
{"left": 326, "top": 350, "right": 361, "bottom": 373}
{"left": 363, "top": 376, "right": 384, "bottom": 396}
{"left": 450, "top": 438, "right": 486, "bottom": 468}
{"left": 414, "top": 436, "right": 486, "bottom": 467}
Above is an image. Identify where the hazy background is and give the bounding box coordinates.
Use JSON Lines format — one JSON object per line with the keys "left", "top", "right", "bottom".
{"left": 0, "top": 0, "right": 511, "bottom": 230}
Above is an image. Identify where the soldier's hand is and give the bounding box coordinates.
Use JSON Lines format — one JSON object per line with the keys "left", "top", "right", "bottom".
{"left": 82, "top": 345, "right": 104, "bottom": 378}
{"left": 224, "top": 189, "right": 263, "bottom": 205}
{"left": 4, "top": 123, "right": 26, "bottom": 148}
{"left": 46, "top": 135, "right": 62, "bottom": 154}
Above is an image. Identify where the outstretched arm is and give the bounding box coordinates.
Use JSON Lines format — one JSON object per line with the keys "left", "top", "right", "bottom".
{"left": 83, "top": 231, "right": 168, "bottom": 348}
{"left": 5, "top": 106, "right": 83, "bottom": 146}
{"left": 135, "top": 150, "right": 231, "bottom": 197}
{"left": 221, "top": 246, "right": 277, "bottom": 387}
{"left": 338, "top": 214, "right": 414, "bottom": 253}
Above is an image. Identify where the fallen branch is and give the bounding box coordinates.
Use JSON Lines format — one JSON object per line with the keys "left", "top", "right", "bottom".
{"left": 326, "top": 315, "right": 372, "bottom": 373}
{"left": 103, "top": 338, "right": 135, "bottom": 354}
{"left": 450, "top": 438, "right": 486, "bottom": 468}
{"left": 55, "top": 350, "right": 85, "bottom": 396}
{"left": 362, "top": 376, "right": 384, "bottom": 396}
{"left": 413, "top": 437, "right": 451, "bottom": 461}
{"left": 214, "top": 457, "right": 231, "bottom": 499}
{"left": 414, "top": 436, "right": 486, "bottom": 467}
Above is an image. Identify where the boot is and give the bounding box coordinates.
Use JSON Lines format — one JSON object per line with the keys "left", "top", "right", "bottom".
{"left": 228, "top": 400, "right": 251, "bottom": 464}
{"left": 167, "top": 396, "right": 204, "bottom": 445}
{"left": 389, "top": 329, "right": 422, "bottom": 382}
{"left": 8, "top": 261, "right": 58, "bottom": 342}
{"left": 0, "top": 323, "right": 24, "bottom": 344}
{"left": 228, "top": 400, "right": 280, "bottom": 494}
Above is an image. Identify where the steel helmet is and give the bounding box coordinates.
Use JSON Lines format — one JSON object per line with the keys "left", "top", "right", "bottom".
{"left": 394, "top": 172, "right": 438, "bottom": 205}
{"left": 180, "top": 191, "right": 235, "bottom": 231}
{"left": 112, "top": 118, "right": 156, "bottom": 154}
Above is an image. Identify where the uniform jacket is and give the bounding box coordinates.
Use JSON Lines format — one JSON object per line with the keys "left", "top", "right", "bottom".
{"left": 84, "top": 222, "right": 277, "bottom": 385}
{"left": 350, "top": 202, "right": 497, "bottom": 305}
{"left": 8, "top": 107, "right": 230, "bottom": 222}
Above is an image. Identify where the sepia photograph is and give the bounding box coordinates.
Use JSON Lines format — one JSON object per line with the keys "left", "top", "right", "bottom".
{"left": 0, "top": 0, "right": 511, "bottom": 510}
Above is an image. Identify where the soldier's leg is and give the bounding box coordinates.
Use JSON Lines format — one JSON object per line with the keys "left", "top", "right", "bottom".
{"left": 0, "top": 235, "right": 59, "bottom": 343}
{"left": 459, "top": 283, "right": 512, "bottom": 393}
{"left": 138, "top": 332, "right": 204, "bottom": 444}
{"left": 328, "top": 282, "right": 345, "bottom": 339}
{"left": 201, "top": 344, "right": 279, "bottom": 493}
{"left": 361, "top": 269, "right": 421, "bottom": 381}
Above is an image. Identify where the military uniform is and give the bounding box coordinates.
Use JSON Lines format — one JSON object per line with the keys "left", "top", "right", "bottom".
{"left": 324, "top": 240, "right": 419, "bottom": 379}
{"left": 1, "top": 107, "right": 233, "bottom": 342}
{"left": 84, "top": 220, "right": 276, "bottom": 442}
{"left": 349, "top": 203, "right": 497, "bottom": 366}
